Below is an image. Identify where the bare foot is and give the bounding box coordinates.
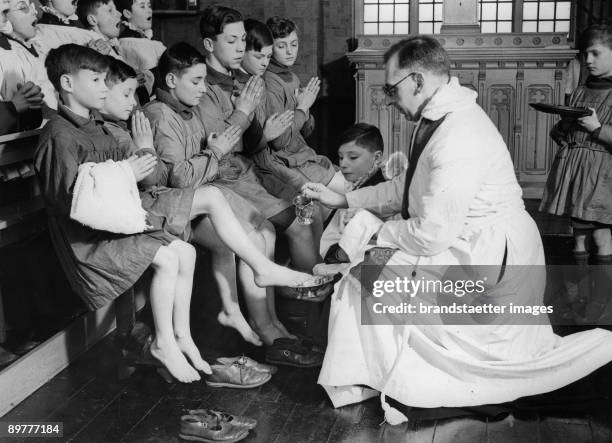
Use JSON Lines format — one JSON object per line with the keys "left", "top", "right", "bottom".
{"left": 218, "top": 311, "right": 263, "bottom": 346}
{"left": 254, "top": 263, "right": 312, "bottom": 288}
{"left": 175, "top": 335, "right": 212, "bottom": 375}
{"left": 273, "top": 320, "right": 296, "bottom": 339}
{"left": 249, "top": 320, "right": 285, "bottom": 346}
{"left": 150, "top": 337, "right": 200, "bottom": 383}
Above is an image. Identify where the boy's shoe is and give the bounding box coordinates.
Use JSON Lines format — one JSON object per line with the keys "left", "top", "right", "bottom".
{"left": 186, "top": 409, "right": 257, "bottom": 430}
{"left": 206, "top": 360, "right": 272, "bottom": 389}
{"left": 179, "top": 414, "right": 249, "bottom": 442}
{"left": 265, "top": 338, "right": 324, "bottom": 368}
{"left": 215, "top": 355, "right": 278, "bottom": 374}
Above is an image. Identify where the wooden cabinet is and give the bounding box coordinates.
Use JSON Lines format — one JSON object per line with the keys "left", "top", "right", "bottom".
{"left": 347, "top": 33, "right": 577, "bottom": 198}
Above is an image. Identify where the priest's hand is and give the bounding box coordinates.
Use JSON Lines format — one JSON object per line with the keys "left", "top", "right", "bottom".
{"left": 263, "top": 110, "right": 294, "bottom": 141}
{"left": 11, "top": 82, "right": 44, "bottom": 113}
{"left": 301, "top": 182, "right": 348, "bottom": 208}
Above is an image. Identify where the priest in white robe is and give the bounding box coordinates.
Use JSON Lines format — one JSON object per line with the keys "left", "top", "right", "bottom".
{"left": 302, "top": 36, "right": 612, "bottom": 424}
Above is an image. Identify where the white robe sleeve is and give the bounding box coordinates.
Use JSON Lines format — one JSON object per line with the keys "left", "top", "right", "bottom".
{"left": 32, "top": 24, "right": 99, "bottom": 58}
{"left": 119, "top": 38, "right": 166, "bottom": 71}
{"left": 375, "top": 132, "right": 489, "bottom": 256}
{"left": 0, "top": 45, "right": 58, "bottom": 109}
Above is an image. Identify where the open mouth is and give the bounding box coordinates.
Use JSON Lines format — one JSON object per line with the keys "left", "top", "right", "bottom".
{"left": 31, "top": 19, "right": 37, "bottom": 27}
{"left": 146, "top": 16, "right": 152, "bottom": 21}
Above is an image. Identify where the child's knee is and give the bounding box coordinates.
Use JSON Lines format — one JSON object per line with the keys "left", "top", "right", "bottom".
{"left": 286, "top": 219, "right": 313, "bottom": 241}
{"left": 173, "top": 240, "right": 197, "bottom": 263}
{"left": 193, "top": 186, "right": 224, "bottom": 214}
{"left": 593, "top": 228, "right": 612, "bottom": 247}
{"left": 152, "top": 246, "right": 180, "bottom": 274}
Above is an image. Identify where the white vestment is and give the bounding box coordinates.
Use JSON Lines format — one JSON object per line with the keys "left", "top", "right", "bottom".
{"left": 318, "top": 77, "right": 612, "bottom": 422}
{"left": 0, "top": 38, "right": 57, "bottom": 109}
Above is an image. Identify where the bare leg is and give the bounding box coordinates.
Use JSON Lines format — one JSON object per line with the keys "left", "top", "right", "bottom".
{"left": 190, "top": 186, "right": 311, "bottom": 286}
{"left": 167, "top": 240, "right": 211, "bottom": 374}
{"left": 238, "top": 225, "right": 285, "bottom": 346}
{"left": 593, "top": 228, "right": 612, "bottom": 256}
{"left": 284, "top": 218, "right": 320, "bottom": 273}
{"left": 148, "top": 245, "right": 200, "bottom": 383}
{"left": 191, "top": 218, "right": 262, "bottom": 346}
{"left": 260, "top": 224, "right": 295, "bottom": 338}
{"left": 574, "top": 231, "right": 589, "bottom": 254}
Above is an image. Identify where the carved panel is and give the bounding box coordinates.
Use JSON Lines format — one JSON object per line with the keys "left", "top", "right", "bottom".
{"left": 454, "top": 71, "right": 477, "bottom": 91}
{"left": 523, "top": 85, "right": 555, "bottom": 175}
{"left": 487, "top": 85, "right": 515, "bottom": 159}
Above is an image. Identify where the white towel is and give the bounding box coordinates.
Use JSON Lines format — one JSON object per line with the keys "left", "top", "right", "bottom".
{"left": 70, "top": 160, "right": 149, "bottom": 234}
{"left": 338, "top": 209, "right": 384, "bottom": 262}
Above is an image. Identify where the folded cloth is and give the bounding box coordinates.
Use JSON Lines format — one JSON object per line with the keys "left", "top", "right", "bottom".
{"left": 70, "top": 159, "right": 149, "bottom": 234}
{"left": 338, "top": 209, "right": 384, "bottom": 262}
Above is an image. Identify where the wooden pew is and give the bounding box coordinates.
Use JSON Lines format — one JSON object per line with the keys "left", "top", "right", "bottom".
{"left": 0, "top": 129, "right": 45, "bottom": 344}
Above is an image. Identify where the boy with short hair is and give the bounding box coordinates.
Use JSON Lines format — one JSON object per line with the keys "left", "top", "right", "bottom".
{"left": 145, "top": 42, "right": 322, "bottom": 366}
{"left": 261, "top": 16, "right": 336, "bottom": 196}
{"left": 199, "top": 5, "right": 320, "bottom": 277}
{"left": 35, "top": 43, "right": 206, "bottom": 383}
{"left": 38, "top": 0, "right": 84, "bottom": 28}
{"left": 76, "top": 0, "right": 124, "bottom": 57}
{"left": 77, "top": 0, "right": 154, "bottom": 100}
{"left": 115, "top": 0, "right": 166, "bottom": 73}
{"left": 320, "top": 123, "right": 387, "bottom": 263}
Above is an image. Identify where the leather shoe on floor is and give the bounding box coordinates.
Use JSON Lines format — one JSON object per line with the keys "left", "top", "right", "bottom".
{"left": 206, "top": 360, "right": 272, "bottom": 389}
{"left": 179, "top": 414, "right": 248, "bottom": 442}
{"left": 187, "top": 409, "right": 257, "bottom": 430}
{"left": 265, "top": 338, "right": 324, "bottom": 368}
{"left": 215, "top": 355, "right": 277, "bottom": 374}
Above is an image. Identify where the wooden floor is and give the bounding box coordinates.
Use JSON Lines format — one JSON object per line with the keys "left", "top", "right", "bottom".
{"left": 3, "top": 200, "right": 612, "bottom": 443}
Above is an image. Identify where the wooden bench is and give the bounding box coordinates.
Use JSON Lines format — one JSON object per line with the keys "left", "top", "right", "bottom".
{"left": 0, "top": 129, "right": 45, "bottom": 343}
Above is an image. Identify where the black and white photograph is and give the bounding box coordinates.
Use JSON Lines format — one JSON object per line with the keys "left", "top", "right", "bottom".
{"left": 1, "top": 0, "right": 612, "bottom": 441}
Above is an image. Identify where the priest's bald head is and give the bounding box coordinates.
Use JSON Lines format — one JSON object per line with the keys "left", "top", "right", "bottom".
{"left": 383, "top": 36, "right": 451, "bottom": 121}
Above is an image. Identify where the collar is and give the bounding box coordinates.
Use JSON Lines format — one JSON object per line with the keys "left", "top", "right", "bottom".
{"left": 420, "top": 76, "right": 476, "bottom": 122}
{"left": 234, "top": 68, "right": 251, "bottom": 84}
{"left": 586, "top": 75, "right": 612, "bottom": 90}
{"left": 92, "top": 30, "right": 120, "bottom": 48}
{"left": 120, "top": 21, "right": 153, "bottom": 39}
{"left": 59, "top": 104, "right": 105, "bottom": 128}
{"left": 3, "top": 33, "right": 38, "bottom": 57}
{"left": 0, "top": 33, "right": 11, "bottom": 50}
{"left": 100, "top": 113, "right": 129, "bottom": 131}
{"left": 155, "top": 88, "right": 194, "bottom": 120}
{"left": 40, "top": 5, "right": 79, "bottom": 24}
{"left": 205, "top": 64, "right": 236, "bottom": 93}
{"left": 267, "top": 58, "right": 294, "bottom": 82}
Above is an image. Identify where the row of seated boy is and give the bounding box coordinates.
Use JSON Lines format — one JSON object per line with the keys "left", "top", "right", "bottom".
{"left": 1, "top": 2, "right": 391, "bottom": 381}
